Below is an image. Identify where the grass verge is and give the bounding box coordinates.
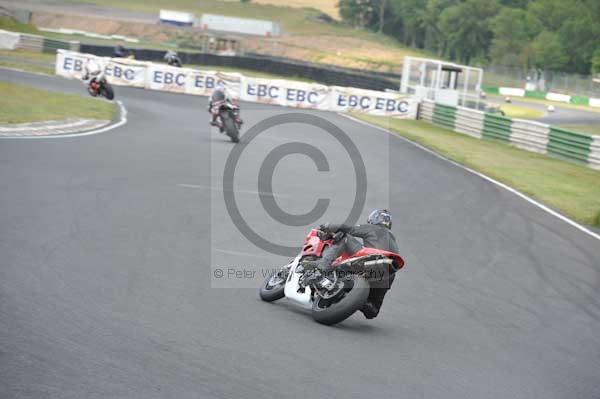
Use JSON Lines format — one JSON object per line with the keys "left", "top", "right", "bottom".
{"left": 497, "top": 103, "right": 545, "bottom": 119}
{"left": 352, "top": 114, "right": 600, "bottom": 227}
{"left": 0, "top": 49, "right": 56, "bottom": 75}
{"left": 0, "top": 81, "right": 115, "bottom": 124}
{"left": 0, "top": 16, "right": 40, "bottom": 34}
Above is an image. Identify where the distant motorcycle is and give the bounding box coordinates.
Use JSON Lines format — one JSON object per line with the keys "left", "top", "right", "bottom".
{"left": 210, "top": 97, "right": 242, "bottom": 143}
{"left": 86, "top": 73, "right": 114, "bottom": 100}
{"left": 164, "top": 50, "right": 182, "bottom": 68}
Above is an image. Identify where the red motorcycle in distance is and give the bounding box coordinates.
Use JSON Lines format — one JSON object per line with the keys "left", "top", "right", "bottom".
{"left": 259, "top": 229, "right": 405, "bottom": 325}
{"left": 87, "top": 74, "right": 115, "bottom": 100}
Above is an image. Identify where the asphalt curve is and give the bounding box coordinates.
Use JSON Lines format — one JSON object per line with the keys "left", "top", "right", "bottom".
{"left": 1, "top": 69, "right": 600, "bottom": 399}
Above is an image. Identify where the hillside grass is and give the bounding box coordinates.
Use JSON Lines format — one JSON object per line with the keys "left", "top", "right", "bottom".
{"left": 65, "top": 0, "right": 426, "bottom": 71}
{"left": 0, "top": 81, "right": 114, "bottom": 124}
{"left": 0, "top": 49, "right": 56, "bottom": 73}
{"left": 352, "top": 115, "right": 600, "bottom": 227}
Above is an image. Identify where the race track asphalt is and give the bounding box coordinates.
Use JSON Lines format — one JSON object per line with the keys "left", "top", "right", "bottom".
{"left": 1, "top": 69, "right": 600, "bottom": 399}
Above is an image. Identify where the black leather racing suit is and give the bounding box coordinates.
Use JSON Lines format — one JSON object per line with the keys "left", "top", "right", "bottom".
{"left": 318, "top": 223, "right": 400, "bottom": 315}
{"left": 208, "top": 89, "right": 226, "bottom": 125}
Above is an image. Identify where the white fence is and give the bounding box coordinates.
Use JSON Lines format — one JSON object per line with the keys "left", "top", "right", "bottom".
{"left": 55, "top": 50, "right": 417, "bottom": 118}
{"left": 198, "top": 14, "right": 281, "bottom": 37}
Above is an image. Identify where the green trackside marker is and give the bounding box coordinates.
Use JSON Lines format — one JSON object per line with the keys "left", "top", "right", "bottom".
{"left": 432, "top": 103, "right": 456, "bottom": 130}
{"left": 482, "top": 86, "right": 500, "bottom": 95}
{"left": 548, "top": 127, "right": 593, "bottom": 164}
{"left": 570, "top": 95, "right": 590, "bottom": 106}
{"left": 524, "top": 90, "right": 547, "bottom": 99}
{"left": 482, "top": 112, "right": 512, "bottom": 143}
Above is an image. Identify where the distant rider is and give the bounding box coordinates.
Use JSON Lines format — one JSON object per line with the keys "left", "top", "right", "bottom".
{"left": 208, "top": 82, "right": 227, "bottom": 127}
{"left": 164, "top": 50, "right": 182, "bottom": 67}
{"left": 306, "top": 209, "right": 399, "bottom": 319}
{"left": 81, "top": 57, "right": 105, "bottom": 85}
{"left": 113, "top": 44, "right": 126, "bottom": 58}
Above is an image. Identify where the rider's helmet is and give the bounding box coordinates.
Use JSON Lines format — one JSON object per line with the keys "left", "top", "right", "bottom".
{"left": 367, "top": 209, "right": 392, "bottom": 229}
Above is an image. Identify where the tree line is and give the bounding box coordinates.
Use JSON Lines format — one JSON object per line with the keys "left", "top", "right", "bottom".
{"left": 338, "top": 0, "right": 600, "bottom": 75}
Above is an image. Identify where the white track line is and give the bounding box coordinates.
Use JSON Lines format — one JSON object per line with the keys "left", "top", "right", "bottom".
{"left": 178, "top": 183, "right": 289, "bottom": 198}
{"left": 340, "top": 113, "right": 600, "bottom": 242}
{"left": 0, "top": 100, "right": 128, "bottom": 139}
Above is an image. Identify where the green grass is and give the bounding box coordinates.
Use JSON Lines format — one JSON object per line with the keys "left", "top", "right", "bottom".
{"left": 0, "top": 49, "right": 56, "bottom": 74}
{"left": 559, "top": 125, "right": 600, "bottom": 135}
{"left": 353, "top": 114, "right": 600, "bottom": 226}
{"left": 0, "top": 16, "right": 40, "bottom": 34}
{"left": 0, "top": 81, "right": 115, "bottom": 124}
{"left": 497, "top": 104, "right": 544, "bottom": 119}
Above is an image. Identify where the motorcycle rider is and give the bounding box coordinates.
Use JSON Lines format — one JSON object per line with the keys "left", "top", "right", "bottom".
{"left": 306, "top": 209, "right": 399, "bottom": 319}
{"left": 164, "top": 50, "right": 182, "bottom": 67}
{"left": 81, "top": 57, "right": 105, "bottom": 86}
{"left": 208, "top": 82, "right": 228, "bottom": 127}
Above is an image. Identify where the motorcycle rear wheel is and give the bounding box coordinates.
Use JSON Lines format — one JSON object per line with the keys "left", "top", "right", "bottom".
{"left": 311, "top": 276, "right": 370, "bottom": 325}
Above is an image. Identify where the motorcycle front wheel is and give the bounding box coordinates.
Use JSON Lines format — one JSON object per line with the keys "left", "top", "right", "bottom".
{"left": 259, "top": 271, "right": 286, "bottom": 302}
{"left": 101, "top": 82, "right": 115, "bottom": 100}
{"left": 223, "top": 115, "right": 239, "bottom": 143}
{"left": 311, "top": 276, "right": 370, "bottom": 325}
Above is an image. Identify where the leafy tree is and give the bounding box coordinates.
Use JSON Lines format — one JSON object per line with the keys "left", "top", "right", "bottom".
{"left": 557, "top": 11, "right": 600, "bottom": 74}
{"left": 528, "top": 0, "right": 576, "bottom": 31}
{"left": 592, "top": 48, "right": 600, "bottom": 74}
{"left": 500, "top": 0, "right": 529, "bottom": 7}
{"left": 420, "top": 0, "right": 457, "bottom": 55}
{"left": 339, "top": 0, "right": 600, "bottom": 75}
{"left": 339, "top": 0, "right": 377, "bottom": 28}
{"left": 489, "top": 8, "right": 530, "bottom": 66}
{"left": 530, "top": 30, "right": 568, "bottom": 71}
{"left": 388, "top": 0, "right": 427, "bottom": 47}
{"left": 439, "top": 0, "right": 501, "bottom": 63}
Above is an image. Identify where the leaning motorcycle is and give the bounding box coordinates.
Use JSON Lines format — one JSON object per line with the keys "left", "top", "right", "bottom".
{"left": 87, "top": 75, "right": 114, "bottom": 100}
{"left": 259, "top": 229, "right": 404, "bottom": 325}
{"left": 211, "top": 99, "right": 242, "bottom": 143}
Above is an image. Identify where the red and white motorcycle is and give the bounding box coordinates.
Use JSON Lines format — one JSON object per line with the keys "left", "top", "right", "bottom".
{"left": 259, "top": 229, "right": 405, "bottom": 325}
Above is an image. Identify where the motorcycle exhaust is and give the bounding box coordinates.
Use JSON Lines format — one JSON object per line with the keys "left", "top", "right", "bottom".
{"left": 364, "top": 258, "right": 393, "bottom": 267}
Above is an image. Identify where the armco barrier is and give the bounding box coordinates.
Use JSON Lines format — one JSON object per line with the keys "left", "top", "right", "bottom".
{"left": 432, "top": 103, "right": 456, "bottom": 130}
{"left": 482, "top": 113, "right": 512, "bottom": 143}
{"left": 547, "top": 127, "right": 592, "bottom": 163}
{"left": 0, "top": 30, "right": 78, "bottom": 52}
{"left": 55, "top": 50, "right": 417, "bottom": 119}
{"left": 590, "top": 137, "right": 600, "bottom": 169}
{"left": 419, "top": 100, "right": 600, "bottom": 170}
{"left": 78, "top": 44, "right": 400, "bottom": 92}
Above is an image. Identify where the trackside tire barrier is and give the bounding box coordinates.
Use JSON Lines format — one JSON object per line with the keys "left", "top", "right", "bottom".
{"left": 419, "top": 100, "right": 600, "bottom": 170}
